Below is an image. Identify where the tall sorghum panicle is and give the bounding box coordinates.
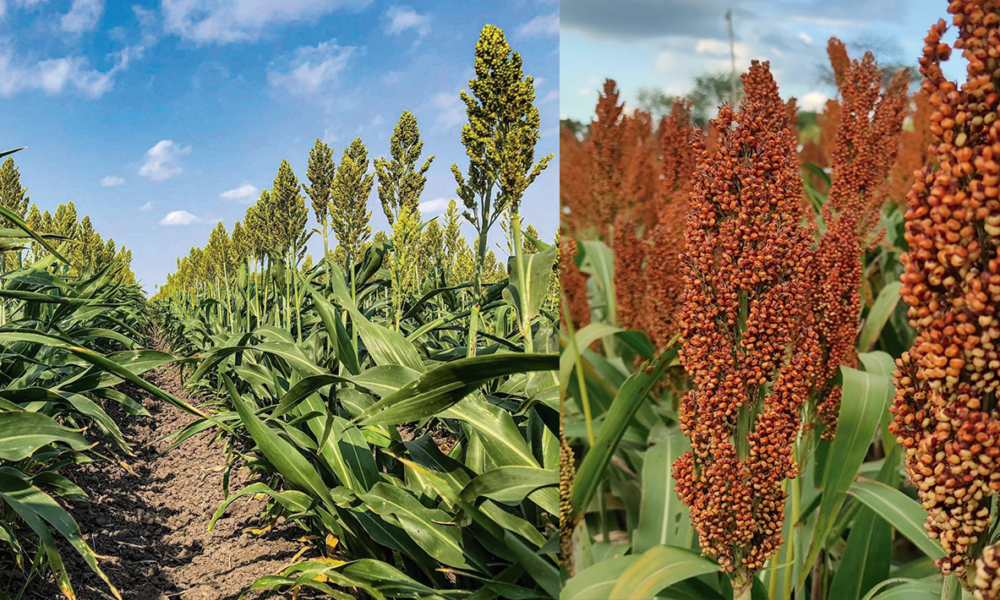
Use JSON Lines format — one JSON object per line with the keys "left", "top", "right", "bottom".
{"left": 623, "top": 110, "right": 657, "bottom": 229}
{"left": 672, "top": 61, "right": 818, "bottom": 593}
{"left": 590, "top": 79, "right": 628, "bottom": 237}
{"left": 890, "top": 2, "right": 1000, "bottom": 581}
{"left": 811, "top": 46, "right": 910, "bottom": 438}
{"left": 643, "top": 101, "right": 696, "bottom": 348}
{"left": 828, "top": 38, "right": 851, "bottom": 89}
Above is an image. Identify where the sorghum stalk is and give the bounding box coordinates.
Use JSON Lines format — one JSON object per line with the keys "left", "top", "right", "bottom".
{"left": 672, "top": 61, "right": 818, "bottom": 598}
{"left": 891, "top": 0, "right": 1000, "bottom": 589}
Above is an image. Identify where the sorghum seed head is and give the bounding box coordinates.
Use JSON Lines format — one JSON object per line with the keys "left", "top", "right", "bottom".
{"left": 893, "top": 0, "right": 1000, "bottom": 578}
{"left": 672, "top": 60, "right": 818, "bottom": 578}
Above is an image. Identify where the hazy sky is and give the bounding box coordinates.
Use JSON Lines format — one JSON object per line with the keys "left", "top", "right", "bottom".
{"left": 2, "top": 0, "right": 559, "bottom": 294}
{"left": 561, "top": 0, "right": 964, "bottom": 121}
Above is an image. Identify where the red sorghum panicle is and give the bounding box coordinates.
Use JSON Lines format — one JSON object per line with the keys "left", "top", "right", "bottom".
{"left": 623, "top": 110, "right": 657, "bottom": 229}
{"left": 643, "top": 102, "right": 696, "bottom": 347}
{"left": 977, "top": 543, "right": 1000, "bottom": 600}
{"left": 890, "top": 2, "right": 1000, "bottom": 579}
{"left": 828, "top": 38, "right": 851, "bottom": 89}
{"left": 559, "top": 125, "right": 592, "bottom": 236}
{"left": 672, "top": 61, "right": 818, "bottom": 589}
{"left": 811, "top": 46, "right": 910, "bottom": 438}
{"left": 890, "top": 92, "right": 936, "bottom": 205}
{"left": 613, "top": 214, "right": 647, "bottom": 331}
{"left": 560, "top": 236, "right": 591, "bottom": 330}
{"left": 590, "top": 79, "right": 628, "bottom": 236}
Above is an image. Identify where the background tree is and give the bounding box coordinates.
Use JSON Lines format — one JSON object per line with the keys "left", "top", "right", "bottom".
{"left": 637, "top": 72, "right": 744, "bottom": 125}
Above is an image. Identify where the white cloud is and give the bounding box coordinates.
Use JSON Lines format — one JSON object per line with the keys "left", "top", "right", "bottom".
{"left": 0, "top": 53, "right": 117, "bottom": 98}
{"left": 220, "top": 183, "right": 259, "bottom": 202}
{"left": 655, "top": 51, "right": 679, "bottom": 72}
{"left": 543, "top": 89, "right": 558, "bottom": 103}
{"left": 383, "top": 6, "right": 430, "bottom": 38}
{"left": 162, "top": 0, "right": 371, "bottom": 45}
{"left": 61, "top": 0, "right": 104, "bottom": 34}
{"left": 518, "top": 13, "right": 558, "bottom": 37}
{"left": 140, "top": 201, "right": 153, "bottom": 211}
{"left": 160, "top": 210, "right": 199, "bottom": 226}
{"left": 138, "top": 140, "right": 190, "bottom": 182}
{"left": 0, "top": 3, "right": 153, "bottom": 101}
{"left": 798, "top": 32, "right": 813, "bottom": 45}
{"left": 268, "top": 39, "right": 357, "bottom": 95}
{"left": 381, "top": 70, "right": 401, "bottom": 85}
{"left": 694, "top": 39, "right": 750, "bottom": 58}
{"left": 802, "top": 91, "right": 829, "bottom": 112}
{"left": 432, "top": 91, "right": 464, "bottom": 129}
{"left": 100, "top": 175, "right": 124, "bottom": 187}
{"left": 419, "top": 198, "right": 449, "bottom": 215}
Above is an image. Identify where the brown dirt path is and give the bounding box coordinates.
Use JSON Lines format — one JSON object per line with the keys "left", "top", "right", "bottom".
{"left": 19, "top": 367, "right": 302, "bottom": 600}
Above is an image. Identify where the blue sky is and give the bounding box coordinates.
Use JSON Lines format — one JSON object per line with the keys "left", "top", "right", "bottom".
{"left": 1, "top": 0, "right": 559, "bottom": 294}
{"left": 561, "top": 0, "right": 963, "bottom": 121}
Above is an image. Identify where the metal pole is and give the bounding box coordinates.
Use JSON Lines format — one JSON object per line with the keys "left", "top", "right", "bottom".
{"left": 726, "top": 10, "right": 738, "bottom": 105}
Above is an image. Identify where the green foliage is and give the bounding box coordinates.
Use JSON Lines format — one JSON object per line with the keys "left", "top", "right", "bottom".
{"left": 147, "top": 25, "right": 558, "bottom": 598}
{"left": 0, "top": 152, "right": 175, "bottom": 598}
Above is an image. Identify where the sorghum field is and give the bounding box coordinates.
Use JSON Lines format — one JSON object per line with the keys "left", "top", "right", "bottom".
{"left": 559, "top": 1, "right": 1000, "bottom": 599}
{"left": 0, "top": 25, "right": 560, "bottom": 600}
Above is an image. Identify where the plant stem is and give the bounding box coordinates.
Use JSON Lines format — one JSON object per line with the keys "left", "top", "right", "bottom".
{"left": 510, "top": 212, "right": 533, "bottom": 353}
{"left": 732, "top": 575, "right": 753, "bottom": 600}
{"left": 467, "top": 229, "right": 488, "bottom": 358}
{"left": 942, "top": 575, "right": 960, "bottom": 600}
{"left": 560, "top": 287, "right": 595, "bottom": 447}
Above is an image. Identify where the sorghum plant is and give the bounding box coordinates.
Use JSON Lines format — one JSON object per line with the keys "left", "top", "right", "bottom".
{"left": 672, "top": 61, "right": 818, "bottom": 598}
{"left": 810, "top": 44, "right": 910, "bottom": 438}
{"left": 644, "top": 100, "right": 695, "bottom": 348}
{"left": 891, "top": 0, "right": 1000, "bottom": 587}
